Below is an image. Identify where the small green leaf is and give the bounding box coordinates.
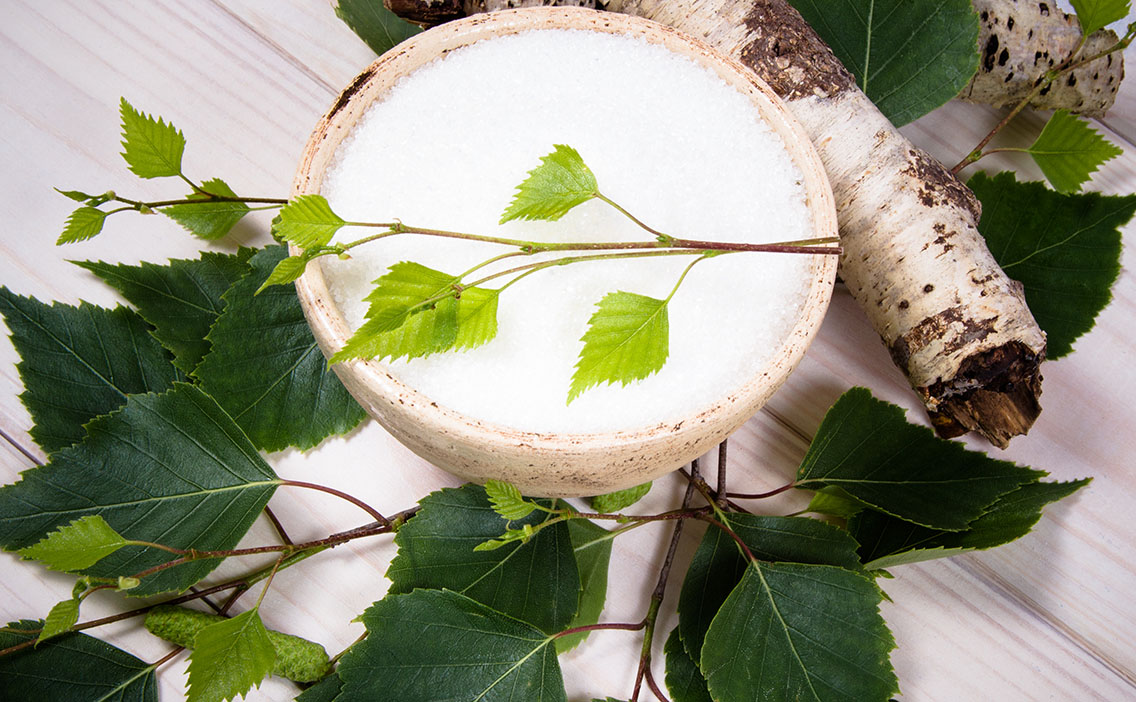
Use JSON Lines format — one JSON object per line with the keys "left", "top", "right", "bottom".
{"left": 37, "top": 600, "right": 80, "bottom": 645}
{"left": 804, "top": 486, "right": 865, "bottom": 519}
{"left": 18, "top": 515, "right": 127, "bottom": 572}
{"left": 500, "top": 144, "right": 598, "bottom": 223}
{"left": 55, "top": 188, "right": 100, "bottom": 203}
{"left": 569, "top": 291, "right": 669, "bottom": 403}
{"left": 57, "top": 206, "right": 107, "bottom": 245}
{"left": 186, "top": 609, "right": 276, "bottom": 702}
{"left": 484, "top": 479, "right": 536, "bottom": 521}
{"left": 257, "top": 252, "right": 314, "bottom": 293}
{"left": 970, "top": 171, "right": 1136, "bottom": 357}
{"left": 271, "top": 195, "right": 347, "bottom": 249}
{"left": 333, "top": 0, "right": 421, "bottom": 55}
{"left": 590, "top": 481, "right": 652, "bottom": 513}
{"left": 1070, "top": 0, "right": 1131, "bottom": 36}
{"left": 118, "top": 97, "right": 185, "bottom": 179}
{"left": 163, "top": 179, "right": 252, "bottom": 240}
{"left": 473, "top": 524, "right": 535, "bottom": 551}
{"left": 556, "top": 518, "right": 614, "bottom": 653}
{"left": 1027, "top": 110, "right": 1122, "bottom": 193}
{"left": 664, "top": 627, "right": 712, "bottom": 702}
{"left": 117, "top": 576, "right": 141, "bottom": 591}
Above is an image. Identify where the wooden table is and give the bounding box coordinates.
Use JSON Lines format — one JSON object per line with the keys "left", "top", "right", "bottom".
{"left": 2, "top": 1, "right": 1134, "bottom": 700}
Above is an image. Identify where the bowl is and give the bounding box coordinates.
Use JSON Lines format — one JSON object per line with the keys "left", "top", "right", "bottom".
{"left": 291, "top": 7, "right": 837, "bottom": 497}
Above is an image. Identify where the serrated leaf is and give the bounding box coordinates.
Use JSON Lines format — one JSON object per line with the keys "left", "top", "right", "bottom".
{"left": 970, "top": 171, "right": 1136, "bottom": 358}
{"left": 119, "top": 97, "right": 185, "bottom": 179}
{"left": 1071, "top": 0, "right": 1131, "bottom": 36}
{"left": 337, "top": 590, "right": 565, "bottom": 702}
{"left": 787, "top": 0, "right": 980, "bottom": 125}
{"left": 1027, "top": 110, "right": 1122, "bottom": 193}
{"left": 194, "top": 246, "right": 366, "bottom": 451}
{"left": 387, "top": 484, "right": 580, "bottom": 634}
{"left": 37, "top": 600, "right": 80, "bottom": 645}
{"left": 474, "top": 524, "right": 536, "bottom": 551}
{"left": 590, "top": 481, "right": 652, "bottom": 513}
{"left": 163, "top": 179, "right": 252, "bottom": 240}
{"left": 850, "top": 479, "right": 1089, "bottom": 569}
{"left": 56, "top": 188, "right": 100, "bottom": 203}
{"left": 295, "top": 673, "right": 342, "bottom": 702}
{"left": 569, "top": 291, "right": 668, "bottom": 403}
{"left": 485, "top": 479, "right": 536, "bottom": 521}
{"left": 1, "top": 619, "right": 159, "bottom": 700}
{"left": 76, "top": 248, "right": 255, "bottom": 374}
{"left": 19, "top": 515, "right": 128, "bottom": 572}
{"left": 795, "top": 388, "right": 1042, "bottom": 530}
{"left": 0, "top": 384, "right": 281, "bottom": 596}
{"left": 258, "top": 252, "right": 314, "bottom": 293}
{"left": 556, "top": 518, "right": 614, "bottom": 653}
{"left": 271, "top": 195, "right": 347, "bottom": 249}
{"left": 500, "top": 144, "right": 598, "bottom": 223}
{"left": 664, "top": 626, "right": 713, "bottom": 702}
{"left": 0, "top": 288, "right": 181, "bottom": 454}
{"left": 701, "top": 562, "right": 897, "bottom": 702}
{"left": 186, "top": 609, "right": 276, "bottom": 702}
{"left": 333, "top": 0, "right": 421, "bottom": 56}
{"left": 57, "top": 206, "right": 108, "bottom": 245}
{"left": 804, "top": 486, "right": 866, "bottom": 519}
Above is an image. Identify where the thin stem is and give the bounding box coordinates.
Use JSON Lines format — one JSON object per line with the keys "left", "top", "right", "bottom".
{"left": 645, "top": 667, "right": 671, "bottom": 702}
{"left": 113, "top": 195, "right": 289, "bottom": 208}
{"left": 717, "top": 440, "right": 729, "bottom": 510}
{"left": 663, "top": 254, "right": 706, "bottom": 304}
{"left": 698, "top": 513, "right": 757, "bottom": 563}
{"left": 330, "top": 631, "right": 368, "bottom": 666}
{"left": 553, "top": 621, "right": 646, "bottom": 639}
{"left": 595, "top": 191, "right": 671, "bottom": 241}
{"left": 152, "top": 647, "right": 184, "bottom": 669}
{"left": 254, "top": 556, "right": 285, "bottom": 609}
{"left": 727, "top": 482, "right": 796, "bottom": 500}
{"left": 281, "top": 480, "right": 389, "bottom": 526}
{"left": 263, "top": 506, "right": 294, "bottom": 546}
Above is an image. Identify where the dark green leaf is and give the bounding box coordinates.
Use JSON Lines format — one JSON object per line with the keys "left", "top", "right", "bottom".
{"left": 271, "top": 194, "right": 346, "bottom": 249}
{"left": 590, "top": 481, "right": 652, "bottom": 513}
{"left": 38, "top": 599, "right": 80, "bottom": 645}
{"left": 1027, "top": 110, "right": 1122, "bottom": 193}
{"left": 0, "top": 288, "right": 181, "bottom": 454}
{"left": 569, "top": 291, "right": 668, "bottom": 403}
{"left": 702, "top": 562, "right": 897, "bottom": 702}
{"left": 333, "top": 0, "right": 422, "bottom": 55}
{"left": 851, "top": 479, "right": 1089, "bottom": 569}
{"left": 0, "top": 619, "right": 158, "bottom": 701}
{"left": 664, "top": 626, "right": 713, "bottom": 702}
{"left": 18, "top": 515, "right": 128, "bottom": 572}
{"left": 295, "top": 673, "right": 342, "bottom": 702}
{"left": 163, "top": 178, "right": 252, "bottom": 240}
{"left": 556, "top": 518, "right": 614, "bottom": 653}
{"left": 787, "top": 0, "right": 980, "bottom": 125}
{"left": 485, "top": 479, "right": 537, "bottom": 521}
{"left": 194, "top": 246, "right": 366, "bottom": 451}
{"left": 500, "top": 144, "right": 598, "bottom": 223}
{"left": 337, "top": 590, "right": 564, "bottom": 702}
{"left": 57, "top": 206, "right": 107, "bottom": 245}
{"left": 387, "top": 484, "right": 580, "bottom": 634}
{"left": 1070, "top": 0, "right": 1131, "bottom": 36}
{"left": 970, "top": 171, "right": 1136, "bottom": 358}
{"left": 0, "top": 384, "right": 280, "bottom": 596}
{"left": 118, "top": 97, "right": 185, "bottom": 179}
{"left": 795, "top": 388, "right": 1042, "bottom": 530}
{"left": 76, "top": 248, "right": 255, "bottom": 374}
{"left": 186, "top": 609, "right": 276, "bottom": 702}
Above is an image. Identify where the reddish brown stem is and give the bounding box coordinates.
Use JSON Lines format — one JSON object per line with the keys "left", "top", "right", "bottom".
{"left": 727, "top": 482, "right": 795, "bottom": 500}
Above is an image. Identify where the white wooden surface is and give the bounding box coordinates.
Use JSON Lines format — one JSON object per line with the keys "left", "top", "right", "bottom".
{"left": 1, "top": 1, "right": 1134, "bottom": 700}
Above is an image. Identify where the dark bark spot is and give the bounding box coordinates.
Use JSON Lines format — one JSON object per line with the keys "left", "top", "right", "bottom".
{"left": 901, "top": 149, "right": 981, "bottom": 220}
{"left": 328, "top": 65, "right": 378, "bottom": 121}
{"left": 923, "top": 284, "right": 935, "bottom": 293}
{"left": 898, "top": 300, "right": 909, "bottom": 310}
{"left": 981, "top": 10, "right": 988, "bottom": 21}
{"left": 1005, "top": 71, "right": 1015, "bottom": 83}
{"left": 1040, "top": 83, "right": 1052, "bottom": 96}
{"left": 983, "top": 34, "right": 1000, "bottom": 71}
{"left": 1007, "top": 16, "right": 1015, "bottom": 30}
{"left": 998, "top": 48, "right": 1010, "bottom": 66}
{"left": 1068, "top": 74, "right": 1077, "bottom": 87}
{"left": 1039, "top": 2, "right": 1049, "bottom": 16}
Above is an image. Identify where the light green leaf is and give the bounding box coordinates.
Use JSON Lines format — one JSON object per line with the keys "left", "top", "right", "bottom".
{"left": 473, "top": 524, "right": 535, "bottom": 551}
{"left": 0, "top": 384, "right": 281, "bottom": 596}
{"left": 484, "top": 479, "right": 536, "bottom": 521}
{"left": 590, "top": 481, "right": 652, "bottom": 513}
{"left": 55, "top": 188, "right": 100, "bottom": 204}
{"left": 804, "top": 486, "right": 865, "bottom": 519}
{"left": 75, "top": 249, "right": 255, "bottom": 374}
{"left": 556, "top": 518, "right": 614, "bottom": 653}
{"left": 664, "top": 627, "right": 712, "bottom": 702}
{"left": 37, "top": 600, "right": 80, "bottom": 645}
{"left": 701, "top": 562, "right": 897, "bottom": 702}
{"left": 257, "top": 252, "right": 314, "bottom": 293}
{"left": 336, "top": 590, "right": 565, "bottom": 702}
{"left": 163, "top": 179, "right": 252, "bottom": 240}
{"left": 795, "top": 388, "right": 1042, "bottom": 530}
{"left": 333, "top": 0, "right": 421, "bottom": 56}
{"left": 118, "top": 97, "right": 185, "bottom": 179}
{"left": 1070, "top": 0, "right": 1131, "bottom": 36}
{"left": 57, "top": 206, "right": 107, "bottom": 245}
{"left": 0, "top": 288, "right": 181, "bottom": 454}
{"left": 271, "top": 195, "right": 346, "bottom": 249}
{"left": 569, "top": 291, "right": 668, "bottom": 403}
{"left": 194, "top": 246, "right": 367, "bottom": 452}
{"left": 19, "top": 515, "right": 128, "bottom": 572}
{"left": 186, "top": 609, "right": 276, "bottom": 702}
{"left": 787, "top": 0, "right": 980, "bottom": 125}
{"left": 500, "top": 144, "right": 598, "bottom": 223}
{"left": 1027, "top": 110, "right": 1122, "bottom": 193}
{"left": 970, "top": 171, "right": 1136, "bottom": 358}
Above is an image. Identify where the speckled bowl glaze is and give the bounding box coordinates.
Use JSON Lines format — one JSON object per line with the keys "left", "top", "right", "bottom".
{"left": 291, "top": 7, "right": 838, "bottom": 497}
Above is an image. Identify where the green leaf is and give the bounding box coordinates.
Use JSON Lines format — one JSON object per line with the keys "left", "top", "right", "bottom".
{"left": 590, "top": 481, "right": 652, "bottom": 513}
{"left": 500, "top": 144, "right": 598, "bottom": 223}
{"left": 118, "top": 97, "right": 185, "bottom": 179}
{"left": 0, "top": 619, "right": 159, "bottom": 700}
{"left": 271, "top": 195, "right": 347, "bottom": 249}
{"left": 387, "top": 484, "right": 580, "bottom": 634}
{"left": 295, "top": 673, "right": 342, "bottom": 702}
{"left": 804, "top": 486, "right": 866, "bottom": 519}
{"left": 851, "top": 479, "right": 1089, "bottom": 569}
{"left": 194, "top": 246, "right": 366, "bottom": 452}
{"left": 333, "top": 0, "right": 422, "bottom": 55}
{"left": 701, "top": 562, "right": 897, "bottom": 702}
{"left": 37, "top": 600, "right": 80, "bottom": 645}
{"left": 163, "top": 178, "right": 252, "bottom": 240}
{"left": 485, "top": 479, "right": 537, "bottom": 521}
{"left": 664, "top": 626, "right": 713, "bottom": 702}
{"left": 0, "top": 384, "right": 281, "bottom": 596}
{"left": 337, "top": 590, "right": 565, "bottom": 702}
{"left": 1070, "top": 0, "right": 1131, "bottom": 36}
{"left": 0, "top": 288, "right": 181, "bottom": 454}
{"left": 556, "top": 518, "right": 614, "bottom": 653}
{"left": 786, "top": 0, "right": 980, "bottom": 125}
{"left": 186, "top": 609, "right": 276, "bottom": 702}
{"left": 1027, "top": 110, "right": 1123, "bottom": 193}
{"left": 795, "top": 388, "right": 1042, "bottom": 530}
{"left": 678, "top": 514, "right": 864, "bottom": 661}
{"left": 75, "top": 248, "right": 255, "bottom": 374}
{"left": 258, "top": 252, "right": 314, "bottom": 293}
{"left": 970, "top": 171, "right": 1136, "bottom": 358}
{"left": 55, "top": 188, "right": 100, "bottom": 204}
{"left": 57, "top": 206, "right": 108, "bottom": 245}
{"left": 19, "top": 515, "right": 128, "bottom": 572}
{"left": 569, "top": 291, "right": 669, "bottom": 403}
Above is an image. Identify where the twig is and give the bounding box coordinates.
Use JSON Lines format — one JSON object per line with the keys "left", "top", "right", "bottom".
{"left": 263, "top": 506, "right": 294, "bottom": 546}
